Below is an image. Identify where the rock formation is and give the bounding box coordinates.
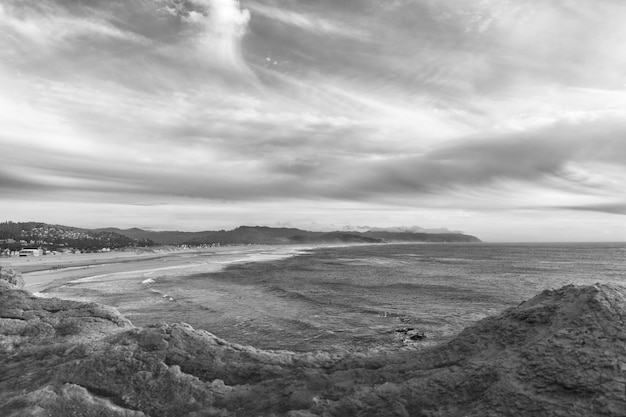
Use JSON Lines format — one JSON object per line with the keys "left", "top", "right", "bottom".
{"left": 0, "top": 267, "right": 24, "bottom": 290}
{"left": 1, "top": 279, "right": 624, "bottom": 416}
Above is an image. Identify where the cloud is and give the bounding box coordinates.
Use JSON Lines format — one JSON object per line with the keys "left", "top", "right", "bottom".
{"left": 0, "top": 0, "right": 257, "bottom": 87}
{"left": 2, "top": 50, "right": 624, "bottom": 214}
{"left": 247, "top": 2, "right": 368, "bottom": 40}
{"left": 3, "top": 109, "right": 623, "bottom": 216}
{"left": 171, "top": 0, "right": 253, "bottom": 75}
{"left": 347, "top": 115, "right": 626, "bottom": 198}
{"left": 348, "top": 225, "right": 462, "bottom": 234}
{"left": 0, "top": 2, "right": 150, "bottom": 47}
{"left": 558, "top": 204, "right": 626, "bottom": 216}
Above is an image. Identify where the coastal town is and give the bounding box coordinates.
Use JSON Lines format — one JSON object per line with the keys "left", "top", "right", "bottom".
{"left": 0, "top": 222, "right": 153, "bottom": 256}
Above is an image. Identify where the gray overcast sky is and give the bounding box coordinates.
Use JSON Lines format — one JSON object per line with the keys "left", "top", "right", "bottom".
{"left": 1, "top": 0, "right": 626, "bottom": 241}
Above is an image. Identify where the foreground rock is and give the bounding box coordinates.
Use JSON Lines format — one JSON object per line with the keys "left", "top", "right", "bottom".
{"left": 1, "top": 280, "right": 624, "bottom": 416}
{"left": 0, "top": 267, "right": 24, "bottom": 290}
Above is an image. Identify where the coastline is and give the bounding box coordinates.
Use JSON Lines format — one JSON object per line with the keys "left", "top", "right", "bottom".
{"left": 0, "top": 240, "right": 479, "bottom": 295}
{"left": 0, "top": 243, "right": 350, "bottom": 294}
{"left": 6, "top": 241, "right": 625, "bottom": 352}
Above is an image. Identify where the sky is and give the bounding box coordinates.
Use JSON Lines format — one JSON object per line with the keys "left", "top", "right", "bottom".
{"left": 1, "top": 0, "right": 625, "bottom": 242}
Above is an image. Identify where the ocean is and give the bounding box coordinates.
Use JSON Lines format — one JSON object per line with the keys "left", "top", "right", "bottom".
{"left": 113, "top": 242, "right": 626, "bottom": 353}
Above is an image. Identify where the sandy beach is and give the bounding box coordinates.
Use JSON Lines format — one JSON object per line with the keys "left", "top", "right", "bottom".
{"left": 0, "top": 245, "right": 315, "bottom": 294}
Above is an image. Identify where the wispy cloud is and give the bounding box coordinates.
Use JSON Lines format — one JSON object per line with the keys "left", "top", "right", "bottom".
{"left": 247, "top": 2, "right": 369, "bottom": 40}
{"left": 559, "top": 203, "right": 626, "bottom": 216}
{"left": 0, "top": 2, "right": 150, "bottom": 47}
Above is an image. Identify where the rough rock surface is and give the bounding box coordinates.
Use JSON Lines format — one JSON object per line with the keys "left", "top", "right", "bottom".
{"left": 0, "top": 267, "right": 24, "bottom": 290}
{"left": 1, "top": 283, "right": 625, "bottom": 416}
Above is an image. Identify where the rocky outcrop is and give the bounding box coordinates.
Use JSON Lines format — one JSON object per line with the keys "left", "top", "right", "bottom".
{"left": 395, "top": 327, "right": 426, "bottom": 342}
{"left": 0, "top": 267, "right": 24, "bottom": 289}
{"left": 1, "top": 283, "right": 624, "bottom": 416}
{"left": 0, "top": 287, "right": 132, "bottom": 355}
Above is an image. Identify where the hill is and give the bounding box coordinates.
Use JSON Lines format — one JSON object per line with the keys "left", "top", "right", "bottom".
{"left": 0, "top": 222, "right": 154, "bottom": 252}
{"left": 361, "top": 230, "right": 481, "bottom": 243}
{"left": 1, "top": 272, "right": 623, "bottom": 416}
{"left": 95, "top": 227, "right": 195, "bottom": 246}
{"left": 99, "top": 225, "right": 482, "bottom": 245}
{"left": 1, "top": 221, "right": 481, "bottom": 251}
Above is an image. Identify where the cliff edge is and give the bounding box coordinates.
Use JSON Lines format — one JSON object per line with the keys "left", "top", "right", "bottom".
{"left": 1, "top": 272, "right": 624, "bottom": 416}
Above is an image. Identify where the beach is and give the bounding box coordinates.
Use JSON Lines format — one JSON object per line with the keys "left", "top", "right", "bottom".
{"left": 0, "top": 245, "right": 314, "bottom": 294}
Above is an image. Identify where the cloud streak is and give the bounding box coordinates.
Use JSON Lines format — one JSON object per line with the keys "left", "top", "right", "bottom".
{"left": 0, "top": 2, "right": 150, "bottom": 47}
{"left": 247, "top": 2, "right": 369, "bottom": 40}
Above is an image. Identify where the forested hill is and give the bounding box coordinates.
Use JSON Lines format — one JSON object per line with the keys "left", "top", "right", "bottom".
{"left": 0, "top": 222, "right": 154, "bottom": 251}
{"left": 97, "top": 225, "right": 482, "bottom": 245}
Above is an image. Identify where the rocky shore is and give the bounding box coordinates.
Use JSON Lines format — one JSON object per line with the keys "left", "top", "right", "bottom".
{"left": 1, "top": 268, "right": 625, "bottom": 416}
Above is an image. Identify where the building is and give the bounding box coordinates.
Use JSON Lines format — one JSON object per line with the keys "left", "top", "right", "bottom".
{"left": 19, "top": 248, "right": 43, "bottom": 257}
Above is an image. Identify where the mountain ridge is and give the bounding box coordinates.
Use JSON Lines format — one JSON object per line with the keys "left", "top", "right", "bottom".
{"left": 96, "top": 224, "right": 482, "bottom": 245}
{"left": 1, "top": 221, "right": 481, "bottom": 251}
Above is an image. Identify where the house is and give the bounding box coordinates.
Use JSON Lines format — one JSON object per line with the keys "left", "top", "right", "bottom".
{"left": 19, "top": 248, "right": 43, "bottom": 257}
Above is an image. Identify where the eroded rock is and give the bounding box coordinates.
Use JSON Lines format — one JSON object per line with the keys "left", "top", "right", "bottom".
{"left": 1, "top": 284, "right": 625, "bottom": 416}
{"left": 0, "top": 267, "right": 24, "bottom": 289}
{"left": 0, "top": 287, "right": 132, "bottom": 355}
{"left": 395, "top": 327, "right": 426, "bottom": 341}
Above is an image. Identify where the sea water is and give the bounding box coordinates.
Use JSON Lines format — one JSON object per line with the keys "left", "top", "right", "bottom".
{"left": 120, "top": 242, "right": 626, "bottom": 352}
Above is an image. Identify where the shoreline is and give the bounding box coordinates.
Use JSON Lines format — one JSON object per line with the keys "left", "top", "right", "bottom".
{"left": 0, "top": 240, "right": 480, "bottom": 287}
{"left": 0, "top": 243, "right": 344, "bottom": 294}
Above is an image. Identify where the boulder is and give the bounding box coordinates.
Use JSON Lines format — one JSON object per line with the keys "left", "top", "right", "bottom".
{"left": 395, "top": 327, "right": 426, "bottom": 342}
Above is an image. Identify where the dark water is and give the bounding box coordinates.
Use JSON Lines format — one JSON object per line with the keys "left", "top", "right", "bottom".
{"left": 127, "top": 242, "right": 626, "bottom": 353}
